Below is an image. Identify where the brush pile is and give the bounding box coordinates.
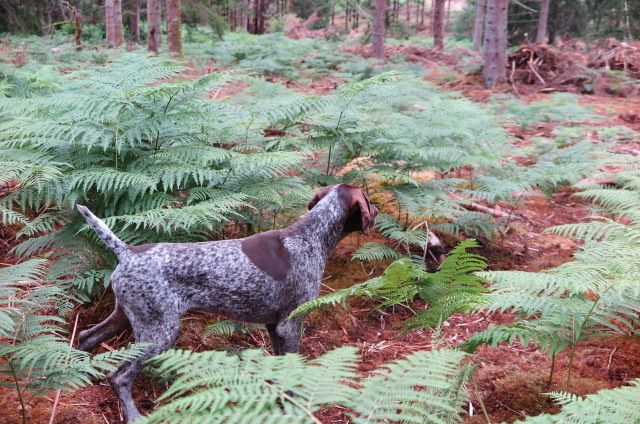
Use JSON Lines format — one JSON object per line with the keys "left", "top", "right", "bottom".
{"left": 507, "top": 44, "right": 588, "bottom": 88}
{"left": 588, "top": 38, "right": 640, "bottom": 78}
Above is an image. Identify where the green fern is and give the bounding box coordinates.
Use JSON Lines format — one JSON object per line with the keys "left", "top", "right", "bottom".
{"left": 464, "top": 171, "right": 640, "bottom": 387}
{"left": 519, "top": 379, "right": 640, "bottom": 423}
{"left": 0, "top": 259, "right": 144, "bottom": 415}
{"left": 204, "top": 320, "right": 265, "bottom": 338}
{"left": 292, "top": 239, "right": 488, "bottom": 331}
{"left": 141, "top": 346, "right": 470, "bottom": 424}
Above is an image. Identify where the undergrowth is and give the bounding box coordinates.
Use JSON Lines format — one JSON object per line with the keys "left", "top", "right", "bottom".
{"left": 0, "top": 29, "right": 638, "bottom": 424}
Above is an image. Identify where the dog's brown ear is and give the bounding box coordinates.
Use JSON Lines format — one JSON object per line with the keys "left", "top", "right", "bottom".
{"left": 307, "top": 185, "right": 335, "bottom": 210}
{"left": 341, "top": 185, "right": 378, "bottom": 234}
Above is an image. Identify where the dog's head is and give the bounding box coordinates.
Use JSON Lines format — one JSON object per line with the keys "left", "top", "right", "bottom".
{"left": 307, "top": 184, "right": 378, "bottom": 234}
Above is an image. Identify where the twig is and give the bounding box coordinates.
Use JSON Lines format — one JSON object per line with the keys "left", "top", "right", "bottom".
{"left": 473, "top": 378, "right": 492, "bottom": 424}
{"left": 320, "top": 282, "right": 337, "bottom": 292}
{"left": 512, "top": 0, "right": 537, "bottom": 13}
{"left": 463, "top": 201, "right": 526, "bottom": 221}
{"left": 263, "top": 381, "right": 323, "bottom": 424}
{"left": 528, "top": 60, "right": 546, "bottom": 85}
{"left": 607, "top": 347, "right": 617, "bottom": 370}
{"left": 48, "top": 314, "right": 80, "bottom": 424}
{"left": 457, "top": 316, "right": 485, "bottom": 327}
{"left": 510, "top": 60, "right": 520, "bottom": 97}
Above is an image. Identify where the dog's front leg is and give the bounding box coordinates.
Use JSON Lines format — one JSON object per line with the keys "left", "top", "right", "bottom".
{"left": 274, "top": 318, "right": 303, "bottom": 354}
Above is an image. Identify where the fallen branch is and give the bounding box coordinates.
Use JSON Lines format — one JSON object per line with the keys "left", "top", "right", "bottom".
{"left": 463, "top": 201, "right": 527, "bottom": 222}
{"left": 528, "top": 60, "right": 546, "bottom": 85}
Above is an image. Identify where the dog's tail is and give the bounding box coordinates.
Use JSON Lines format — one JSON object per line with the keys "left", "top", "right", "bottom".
{"left": 77, "top": 205, "right": 128, "bottom": 259}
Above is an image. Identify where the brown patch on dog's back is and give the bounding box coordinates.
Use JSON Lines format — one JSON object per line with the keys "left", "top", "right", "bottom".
{"left": 241, "top": 231, "right": 291, "bottom": 281}
{"left": 128, "top": 243, "right": 158, "bottom": 254}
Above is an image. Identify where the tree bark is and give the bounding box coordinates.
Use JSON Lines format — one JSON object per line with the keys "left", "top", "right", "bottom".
{"left": 536, "top": 0, "right": 550, "bottom": 44}
{"left": 166, "top": 0, "right": 182, "bottom": 55}
{"left": 372, "top": 0, "right": 386, "bottom": 58}
{"left": 105, "top": 0, "right": 114, "bottom": 45}
{"left": 241, "top": 0, "right": 249, "bottom": 31}
{"left": 483, "top": 0, "right": 509, "bottom": 88}
{"left": 105, "top": 0, "right": 124, "bottom": 47}
{"left": 130, "top": 0, "right": 140, "bottom": 43}
{"left": 433, "top": 0, "right": 446, "bottom": 50}
{"left": 147, "top": 0, "right": 161, "bottom": 54}
{"left": 472, "top": 0, "right": 487, "bottom": 51}
{"left": 113, "top": 0, "right": 124, "bottom": 46}
{"left": 258, "top": 0, "right": 268, "bottom": 33}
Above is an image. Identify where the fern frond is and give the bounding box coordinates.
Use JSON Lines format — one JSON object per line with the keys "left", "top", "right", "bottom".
{"left": 519, "top": 379, "right": 640, "bottom": 424}
{"left": 352, "top": 242, "right": 404, "bottom": 262}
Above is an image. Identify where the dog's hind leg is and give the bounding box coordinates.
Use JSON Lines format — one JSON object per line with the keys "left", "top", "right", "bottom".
{"left": 108, "top": 309, "right": 180, "bottom": 422}
{"left": 78, "top": 300, "right": 130, "bottom": 352}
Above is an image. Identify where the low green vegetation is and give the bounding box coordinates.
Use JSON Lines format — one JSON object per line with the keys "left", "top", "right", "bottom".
{"left": 141, "top": 346, "right": 471, "bottom": 423}
{"left": 1, "top": 27, "right": 639, "bottom": 423}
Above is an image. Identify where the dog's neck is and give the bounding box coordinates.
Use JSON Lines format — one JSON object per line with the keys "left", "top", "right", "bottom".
{"left": 289, "top": 189, "right": 347, "bottom": 260}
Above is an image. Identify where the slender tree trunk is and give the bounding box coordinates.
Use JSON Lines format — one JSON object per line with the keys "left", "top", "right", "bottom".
{"left": 372, "top": 0, "right": 386, "bottom": 58}
{"left": 483, "top": 0, "right": 509, "bottom": 88}
{"left": 130, "top": 0, "right": 140, "bottom": 43}
{"left": 446, "top": 0, "right": 451, "bottom": 28}
{"left": 473, "top": 0, "right": 487, "bottom": 50}
{"left": 257, "top": 0, "right": 267, "bottom": 33}
{"left": 406, "top": 0, "right": 411, "bottom": 21}
{"left": 166, "top": 0, "right": 182, "bottom": 55}
{"left": 433, "top": 0, "right": 446, "bottom": 50}
{"left": 105, "top": 0, "right": 114, "bottom": 45}
{"left": 113, "top": 0, "right": 124, "bottom": 45}
{"left": 252, "top": 0, "right": 260, "bottom": 33}
{"left": 536, "top": 0, "right": 550, "bottom": 43}
{"left": 105, "top": 0, "right": 124, "bottom": 47}
{"left": 73, "top": 8, "right": 82, "bottom": 49}
{"left": 623, "top": 0, "right": 632, "bottom": 39}
{"left": 345, "top": 3, "right": 350, "bottom": 30}
{"left": 241, "top": 0, "right": 249, "bottom": 31}
{"left": 147, "top": 0, "right": 161, "bottom": 53}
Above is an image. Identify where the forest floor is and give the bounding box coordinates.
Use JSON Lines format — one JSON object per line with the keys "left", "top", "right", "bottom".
{"left": 1, "top": 33, "right": 640, "bottom": 424}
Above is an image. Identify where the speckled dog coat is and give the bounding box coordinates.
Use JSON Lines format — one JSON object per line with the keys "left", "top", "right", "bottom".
{"left": 76, "top": 184, "right": 377, "bottom": 422}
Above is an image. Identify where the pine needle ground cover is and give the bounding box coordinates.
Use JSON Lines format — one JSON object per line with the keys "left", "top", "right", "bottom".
{"left": 1, "top": 29, "right": 640, "bottom": 423}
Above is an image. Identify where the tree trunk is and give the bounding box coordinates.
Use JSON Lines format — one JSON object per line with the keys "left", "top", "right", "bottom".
{"left": 130, "top": 0, "right": 140, "bottom": 43}
{"left": 354, "top": 0, "right": 359, "bottom": 29}
{"left": 472, "top": 0, "right": 486, "bottom": 50}
{"left": 105, "top": 0, "right": 114, "bottom": 45}
{"left": 147, "top": 0, "right": 162, "bottom": 53}
{"left": 252, "top": 0, "right": 260, "bottom": 33}
{"left": 258, "top": 0, "right": 267, "bottom": 34}
{"left": 114, "top": 0, "right": 124, "bottom": 46}
{"left": 241, "top": 0, "right": 249, "bottom": 31}
{"left": 536, "top": 0, "right": 550, "bottom": 44}
{"left": 372, "top": 0, "right": 386, "bottom": 58}
{"left": 433, "top": 0, "right": 446, "bottom": 50}
{"left": 105, "top": 0, "right": 124, "bottom": 47}
{"left": 483, "top": 0, "right": 509, "bottom": 88}
{"left": 345, "top": 3, "right": 350, "bottom": 30}
{"left": 166, "top": 0, "right": 182, "bottom": 55}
